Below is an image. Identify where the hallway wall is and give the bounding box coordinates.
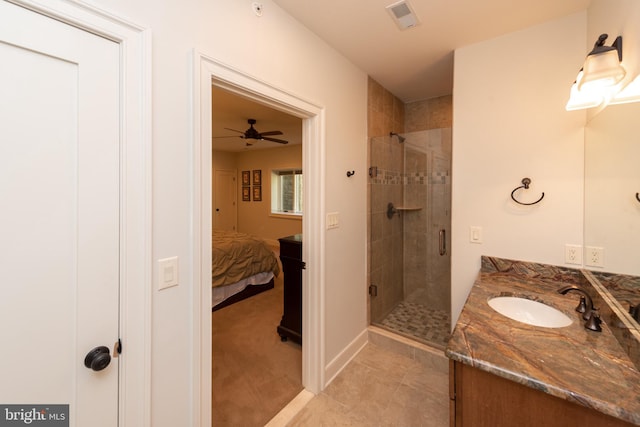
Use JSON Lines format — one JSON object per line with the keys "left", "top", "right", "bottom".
{"left": 81, "top": 0, "right": 368, "bottom": 424}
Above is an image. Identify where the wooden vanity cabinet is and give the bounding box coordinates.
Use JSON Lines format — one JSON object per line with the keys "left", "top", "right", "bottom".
{"left": 449, "top": 360, "right": 634, "bottom": 427}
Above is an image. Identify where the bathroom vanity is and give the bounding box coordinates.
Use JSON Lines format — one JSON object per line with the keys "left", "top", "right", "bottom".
{"left": 447, "top": 257, "right": 640, "bottom": 427}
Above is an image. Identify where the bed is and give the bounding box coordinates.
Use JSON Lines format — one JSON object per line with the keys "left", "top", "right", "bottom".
{"left": 212, "top": 229, "right": 280, "bottom": 311}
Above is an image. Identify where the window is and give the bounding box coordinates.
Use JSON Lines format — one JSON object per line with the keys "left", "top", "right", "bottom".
{"left": 271, "top": 169, "right": 303, "bottom": 215}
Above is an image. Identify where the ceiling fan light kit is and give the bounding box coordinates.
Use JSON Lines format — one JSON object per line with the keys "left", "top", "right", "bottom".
{"left": 216, "top": 118, "right": 289, "bottom": 145}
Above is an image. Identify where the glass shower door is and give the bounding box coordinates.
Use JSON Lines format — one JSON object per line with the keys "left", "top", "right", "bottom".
{"left": 369, "top": 133, "right": 404, "bottom": 325}
{"left": 369, "top": 129, "right": 452, "bottom": 348}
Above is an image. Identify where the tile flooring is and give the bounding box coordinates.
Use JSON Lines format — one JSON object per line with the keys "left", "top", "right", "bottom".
{"left": 283, "top": 328, "right": 450, "bottom": 426}
{"left": 379, "top": 301, "right": 451, "bottom": 350}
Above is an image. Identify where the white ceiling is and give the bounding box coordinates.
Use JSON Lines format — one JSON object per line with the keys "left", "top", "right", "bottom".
{"left": 273, "top": 0, "right": 590, "bottom": 102}
{"left": 213, "top": 0, "right": 591, "bottom": 152}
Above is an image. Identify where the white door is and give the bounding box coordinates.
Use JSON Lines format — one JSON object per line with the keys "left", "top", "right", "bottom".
{"left": 214, "top": 169, "right": 237, "bottom": 231}
{"left": 0, "top": 2, "right": 120, "bottom": 425}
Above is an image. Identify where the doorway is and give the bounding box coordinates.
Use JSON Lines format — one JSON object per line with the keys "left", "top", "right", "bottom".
{"left": 213, "top": 169, "right": 238, "bottom": 231}
{"left": 194, "top": 54, "right": 325, "bottom": 424}
{"left": 211, "top": 87, "right": 303, "bottom": 424}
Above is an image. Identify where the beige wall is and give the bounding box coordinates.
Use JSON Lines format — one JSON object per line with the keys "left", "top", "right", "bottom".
{"left": 212, "top": 150, "right": 237, "bottom": 171}
{"left": 212, "top": 146, "right": 303, "bottom": 242}
{"left": 79, "top": 0, "right": 369, "bottom": 423}
{"left": 235, "top": 145, "right": 303, "bottom": 241}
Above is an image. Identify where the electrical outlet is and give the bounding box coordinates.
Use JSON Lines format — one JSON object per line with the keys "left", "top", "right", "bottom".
{"left": 564, "top": 244, "right": 582, "bottom": 265}
{"left": 585, "top": 246, "right": 604, "bottom": 268}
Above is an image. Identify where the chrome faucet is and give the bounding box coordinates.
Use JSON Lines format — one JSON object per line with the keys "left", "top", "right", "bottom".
{"left": 557, "top": 285, "right": 602, "bottom": 332}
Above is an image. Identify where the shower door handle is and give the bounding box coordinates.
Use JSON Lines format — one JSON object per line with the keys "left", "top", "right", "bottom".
{"left": 439, "top": 229, "right": 447, "bottom": 256}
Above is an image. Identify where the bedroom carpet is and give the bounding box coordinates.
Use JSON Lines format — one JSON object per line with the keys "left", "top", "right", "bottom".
{"left": 212, "top": 271, "right": 302, "bottom": 427}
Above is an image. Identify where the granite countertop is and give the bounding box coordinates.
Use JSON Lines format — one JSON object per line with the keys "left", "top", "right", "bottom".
{"left": 446, "top": 257, "right": 640, "bottom": 426}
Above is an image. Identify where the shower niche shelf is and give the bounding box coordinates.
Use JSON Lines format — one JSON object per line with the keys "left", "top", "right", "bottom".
{"left": 387, "top": 202, "right": 422, "bottom": 219}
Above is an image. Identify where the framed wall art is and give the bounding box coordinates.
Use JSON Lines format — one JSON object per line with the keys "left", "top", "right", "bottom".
{"left": 252, "top": 169, "right": 262, "bottom": 186}
{"left": 253, "top": 185, "right": 262, "bottom": 201}
{"left": 241, "top": 170, "right": 250, "bottom": 186}
{"left": 242, "top": 186, "right": 250, "bottom": 202}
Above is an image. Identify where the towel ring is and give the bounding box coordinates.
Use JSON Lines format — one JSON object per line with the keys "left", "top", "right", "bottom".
{"left": 511, "top": 177, "right": 544, "bottom": 206}
{"left": 636, "top": 192, "right": 640, "bottom": 203}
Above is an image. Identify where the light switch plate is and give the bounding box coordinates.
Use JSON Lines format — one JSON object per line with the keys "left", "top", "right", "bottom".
{"left": 327, "top": 212, "right": 339, "bottom": 229}
{"left": 158, "top": 256, "right": 179, "bottom": 290}
{"left": 469, "top": 226, "right": 482, "bottom": 244}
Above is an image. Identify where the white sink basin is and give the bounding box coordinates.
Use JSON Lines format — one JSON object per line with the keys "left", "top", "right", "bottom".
{"left": 488, "top": 296, "right": 573, "bottom": 328}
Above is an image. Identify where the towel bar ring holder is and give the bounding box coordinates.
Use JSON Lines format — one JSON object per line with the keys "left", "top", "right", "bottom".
{"left": 511, "top": 177, "right": 544, "bottom": 206}
{"left": 636, "top": 192, "right": 640, "bottom": 203}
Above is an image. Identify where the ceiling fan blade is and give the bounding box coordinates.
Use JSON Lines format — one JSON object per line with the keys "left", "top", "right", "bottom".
{"left": 224, "top": 127, "right": 245, "bottom": 134}
{"left": 262, "top": 136, "right": 289, "bottom": 144}
{"left": 258, "top": 130, "right": 283, "bottom": 136}
{"left": 212, "top": 135, "right": 243, "bottom": 139}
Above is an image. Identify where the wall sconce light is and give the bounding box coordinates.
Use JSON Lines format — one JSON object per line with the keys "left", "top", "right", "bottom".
{"left": 566, "top": 34, "right": 626, "bottom": 111}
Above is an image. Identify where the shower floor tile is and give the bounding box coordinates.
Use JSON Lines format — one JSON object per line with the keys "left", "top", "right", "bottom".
{"left": 378, "top": 301, "right": 451, "bottom": 349}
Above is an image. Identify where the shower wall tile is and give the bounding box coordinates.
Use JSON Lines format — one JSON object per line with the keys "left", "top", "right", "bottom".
{"left": 367, "top": 77, "right": 405, "bottom": 137}
{"left": 401, "top": 129, "right": 451, "bottom": 314}
{"left": 425, "top": 96, "right": 452, "bottom": 129}
{"left": 370, "top": 189, "right": 405, "bottom": 321}
{"left": 393, "top": 97, "right": 405, "bottom": 133}
{"left": 405, "top": 95, "right": 452, "bottom": 132}
{"left": 370, "top": 237, "right": 385, "bottom": 270}
{"left": 405, "top": 101, "right": 428, "bottom": 132}
{"left": 370, "top": 212, "right": 384, "bottom": 243}
{"left": 368, "top": 77, "right": 384, "bottom": 114}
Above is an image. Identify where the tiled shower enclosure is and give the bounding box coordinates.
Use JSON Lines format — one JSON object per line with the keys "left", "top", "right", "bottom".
{"left": 369, "top": 129, "right": 452, "bottom": 349}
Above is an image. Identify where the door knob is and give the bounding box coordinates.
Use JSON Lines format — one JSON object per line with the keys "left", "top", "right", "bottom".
{"left": 84, "top": 346, "right": 111, "bottom": 371}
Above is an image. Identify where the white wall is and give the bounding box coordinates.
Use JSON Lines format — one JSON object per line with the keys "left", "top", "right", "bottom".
{"left": 82, "top": 0, "right": 368, "bottom": 425}
{"left": 451, "top": 12, "right": 587, "bottom": 321}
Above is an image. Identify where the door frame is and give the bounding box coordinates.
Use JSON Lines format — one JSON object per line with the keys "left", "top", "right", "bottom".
{"left": 7, "top": 1, "right": 153, "bottom": 425}
{"left": 193, "top": 52, "right": 326, "bottom": 424}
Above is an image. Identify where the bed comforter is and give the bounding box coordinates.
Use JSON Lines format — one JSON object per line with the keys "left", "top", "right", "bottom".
{"left": 212, "top": 229, "right": 280, "bottom": 288}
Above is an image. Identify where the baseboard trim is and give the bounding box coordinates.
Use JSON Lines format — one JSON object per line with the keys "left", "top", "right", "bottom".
{"left": 323, "top": 328, "right": 368, "bottom": 387}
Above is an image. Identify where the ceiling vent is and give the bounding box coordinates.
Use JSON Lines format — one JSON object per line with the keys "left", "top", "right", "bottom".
{"left": 386, "top": 0, "right": 420, "bottom": 30}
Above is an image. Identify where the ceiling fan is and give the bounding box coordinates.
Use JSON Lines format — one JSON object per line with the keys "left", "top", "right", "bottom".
{"left": 214, "top": 118, "right": 288, "bottom": 146}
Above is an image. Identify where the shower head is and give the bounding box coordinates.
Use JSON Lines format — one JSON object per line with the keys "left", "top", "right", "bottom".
{"left": 390, "top": 132, "right": 406, "bottom": 143}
